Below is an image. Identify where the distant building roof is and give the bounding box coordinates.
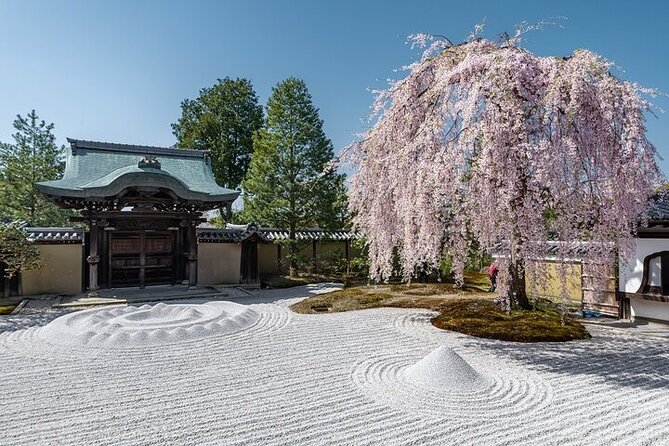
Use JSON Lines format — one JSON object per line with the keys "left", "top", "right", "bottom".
{"left": 37, "top": 139, "right": 239, "bottom": 209}
{"left": 646, "top": 193, "right": 669, "bottom": 221}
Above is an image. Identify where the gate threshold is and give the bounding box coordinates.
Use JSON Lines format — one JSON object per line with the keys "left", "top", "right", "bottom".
{"left": 54, "top": 285, "right": 229, "bottom": 308}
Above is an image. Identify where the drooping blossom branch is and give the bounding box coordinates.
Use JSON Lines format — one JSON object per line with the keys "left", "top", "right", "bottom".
{"left": 349, "top": 34, "right": 663, "bottom": 309}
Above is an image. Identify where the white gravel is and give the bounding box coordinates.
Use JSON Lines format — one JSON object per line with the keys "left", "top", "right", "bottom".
{"left": 404, "top": 345, "right": 490, "bottom": 390}
{"left": 0, "top": 284, "right": 668, "bottom": 446}
{"left": 39, "top": 301, "right": 259, "bottom": 347}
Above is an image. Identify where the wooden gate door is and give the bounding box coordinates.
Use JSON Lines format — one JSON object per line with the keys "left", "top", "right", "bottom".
{"left": 240, "top": 241, "right": 259, "bottom": 284}
{"left": 109, "top": 230, "right": 175, "bottom": 288}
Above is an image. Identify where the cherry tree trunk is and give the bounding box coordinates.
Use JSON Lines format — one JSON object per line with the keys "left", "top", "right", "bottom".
{"left": 509, "top": 231, "right": 532, "bottom": 310}
{"left": 508, "top": 258, "right": 531, "bottom": 310}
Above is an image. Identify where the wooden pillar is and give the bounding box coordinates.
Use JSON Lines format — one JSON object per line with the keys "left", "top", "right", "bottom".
{"left": 1, "top": 264, "right": 8, "bottom": 298}
{"left": 87, "top": 219, "right": 100, "bottom": 297}
{"left": 139, "top": 230, "right": 146, "bottom": 289}
{"left": 312, "top": 239, "right": 317, "bottom": 272}
{"left": 277, "top": 244, "right": 282, "bottom": 273}
{"left": 187, "top": 219, "right": 198, "bottom": 288}
{"left": 345, "top": 239, "right": 351, "bottom": 275}
{"left": 176, "top": 225, "right": 186, "bottom": 284}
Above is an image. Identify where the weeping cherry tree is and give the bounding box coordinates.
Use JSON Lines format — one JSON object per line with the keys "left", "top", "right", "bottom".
{"left": 349, "top": 31, "right": 662, "bottom": 310}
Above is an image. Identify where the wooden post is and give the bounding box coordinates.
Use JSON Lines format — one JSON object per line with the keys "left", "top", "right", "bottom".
{"left": 312, "top": 239, "right": 317, "bottom": 272}
{"left": 345, "top": 239, "right": 351, "bottom": 275}
{"left": 277, "top": 244, "right": 282, "bottom": 274}
{"left": 1, "top": 264, "right": 8, "bottom": 298}
{"left": 87, "top": 219, "right": 100, "bottom": 297}
{"left": 187, "top": 220, "right": 197, "bottom": 288}
{"left": 177, "top": 223, "right": 186, "bottom": 284}
{"left": 139, "top": 230, "right": 146, "bottom": 289}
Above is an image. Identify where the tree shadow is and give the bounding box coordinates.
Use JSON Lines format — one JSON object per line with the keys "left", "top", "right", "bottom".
{"left": 469, "top": 328, "right": 669, "bottom": 392}
{"left": 0, "top": 308, "right": 72, "bottom": 333}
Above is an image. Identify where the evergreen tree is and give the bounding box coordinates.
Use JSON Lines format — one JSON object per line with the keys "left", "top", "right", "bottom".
{"left": 241, "top": 78, "right": 347, "bottom": 276}
{"left": 172, "top": 77, "right": 263, "bottom": 190}
{"left": 0, "top": 110, "right": 70, "bottom": 226}
{"left": 0, "top": 221, "right": 41, "bottom": 296}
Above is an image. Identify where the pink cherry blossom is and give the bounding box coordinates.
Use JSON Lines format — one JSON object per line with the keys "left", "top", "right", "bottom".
{"left": 349, "top": 37, "right": 663, "bottom": 309}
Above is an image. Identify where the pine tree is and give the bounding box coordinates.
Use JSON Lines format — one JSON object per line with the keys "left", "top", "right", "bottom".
{"left": 242, "top": 78, "right": 347, "bottom": 276}
{"left": 172, "top": 77, "right": 263, "bottom": 190}
{"left": 0, "top": 110, "right": 70, "bottom": 227}
{"left": 0, "top": 221, "right": 41, "bottom": 296}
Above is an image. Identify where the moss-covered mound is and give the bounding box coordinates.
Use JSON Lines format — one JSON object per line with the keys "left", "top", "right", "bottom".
{"left": 0, "top": 305, "right": 16, "bottom": 315}
{"left": 291, "top": 284, "right": 591, "bottom": 343}
{"left": 432, "top": 299, "right": 591, "bottom": 342}
{"left": 291, "top": 288, "right": 394, "bottom": 313}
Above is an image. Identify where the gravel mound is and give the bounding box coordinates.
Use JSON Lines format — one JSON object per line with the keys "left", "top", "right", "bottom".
{"left": 404, "top": 346, "right": 490, "bottom": 390}
{"left": 39, "top": 301, "right": 259, "bottom": 347}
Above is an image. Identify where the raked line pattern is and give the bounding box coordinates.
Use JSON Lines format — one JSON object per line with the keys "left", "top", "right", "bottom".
{"left": 0, "top": 300, "right": 668, "bottom": 446}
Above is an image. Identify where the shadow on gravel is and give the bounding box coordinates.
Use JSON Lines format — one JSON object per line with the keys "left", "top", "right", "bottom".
{"left": 0, "top": 309, "right": 73, "bottom": 333}
{"left": 0, "top": 283, "right": 343, "bottom": 334}
{"left": 470, "top": 329, "right": 669, "bottom": 391}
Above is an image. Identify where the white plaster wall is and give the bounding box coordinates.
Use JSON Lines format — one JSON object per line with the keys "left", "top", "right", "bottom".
{"left": 630, "top": 298, "right": 669, "bottom": 321}
{"left": 21, "top": 244, "right": 83, "bottom": 295}
{"left": 619, "top": 238, "right": 669, "bottom": 293}
{"left": 198, "top": 243, "right": 241, "bottom": 285}
{"left": 648, "top": 257, "right": 661, "bottom": 287}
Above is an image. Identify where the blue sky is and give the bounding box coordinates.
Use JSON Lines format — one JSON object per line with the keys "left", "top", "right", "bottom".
{"left": 1, "top": 0, "right": 668, "bottom": 173}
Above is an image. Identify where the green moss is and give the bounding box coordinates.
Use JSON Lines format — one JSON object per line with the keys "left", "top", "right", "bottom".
{"left": 262, "top": 276, "right": 312, "bottom": 289}
{"left": 291, "top": 288, "right": 394, "bottom": 313}
{"left": 432, "top": 299, "right": 591, "bottom": 342}
{"left": 389, "top": 281, "right": 484, "bottom": 296}
{"left": 0, "top": 305, "right": 16, "bottom": 315}
{"left": 291, "top": 286, "right": 591, "bottom": 343}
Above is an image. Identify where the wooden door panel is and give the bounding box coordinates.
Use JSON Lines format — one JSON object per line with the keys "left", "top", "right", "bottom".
{"left": 109, "top": 231, "right": 175, "bottom": 288}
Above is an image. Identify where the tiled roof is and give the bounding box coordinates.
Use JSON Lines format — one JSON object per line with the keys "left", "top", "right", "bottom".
{"left": 24, "top": 225, "right": 357, "bottom": 244}
{"left": 647, "top": 193, "right": 669, "bottom": 221}
{"left": 197, "top": 224, "right": 359, "bottom": 243}
{"left": 197, "top": 228, "right": 244, "bottom": 243}
{"left": 261, "top": 228, "right": 358, "bottom": 241}
{"left": 68, "top": 139, "right": 208, "bottom": 158}
{"left": 491, "top": 240, "right": 613, "bottom": 261}
{"left": 37, "top": 139, "right": 239, "bottom": 207}
{"left": 26, "top": 227, "right": 84, "bottom": 243}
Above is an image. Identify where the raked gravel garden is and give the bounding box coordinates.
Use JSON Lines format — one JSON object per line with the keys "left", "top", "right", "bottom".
{"left": 1, "top": 283, "right": 668, "bottom": 446}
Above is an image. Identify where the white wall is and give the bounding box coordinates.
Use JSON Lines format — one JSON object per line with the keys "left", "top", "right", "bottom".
{"left": 198, "top": 243, "right": 241, "bottom": 285}
{"left": 630, "top": 298, "right": 669, "bottom": 321}
{"left": 21, "top": 244, "right": 82, "bottom": 295}
{"left": 620, "top": 238, "right": 669, "bottom": 322}
{"left": 619, "top": 238, "right": 669, "bottom": 293}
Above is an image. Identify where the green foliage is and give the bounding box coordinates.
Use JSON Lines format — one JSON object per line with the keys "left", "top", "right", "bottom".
{"left": 317, "top": 247, "right": 347, "bottom": 275}
{"left": 349, "top": 238, "right": 370, "bottom": 277}
{"left": 208, "top": 212, "right": 226, "bottom": 229}
{"left": 240, "top": 78, "right": 347, "bottom": 274}
{"left": 440, "top": 245, "right": 492, "bottom": 280}
{"left": 241, "top": 78, "right": 347, "bottom": 230}
{"left": 172, "top": 77, "right": 263, "bottom": 189}
{"left": 439, "top": 256, "right": 453, "bottom": 278}
{"left": 0, "top": 221, "right": 41, "bottom": 279}
{"left": 0, "top": 110, "right": 71, "bottom": 226}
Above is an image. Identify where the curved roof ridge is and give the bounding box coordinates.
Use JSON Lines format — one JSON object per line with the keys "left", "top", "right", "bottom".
{"left": 67, "top": 138, "right": 208, "bottom": 158}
